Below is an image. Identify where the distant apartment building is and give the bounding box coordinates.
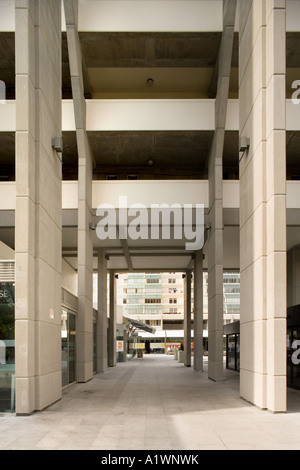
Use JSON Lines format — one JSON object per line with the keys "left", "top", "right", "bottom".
{"left": 117, "top": 272, "right": 240, "bottom": 338}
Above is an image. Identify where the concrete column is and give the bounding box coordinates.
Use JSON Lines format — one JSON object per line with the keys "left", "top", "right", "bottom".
{"left": 184, "top": 271, "right": 192, "bottom": 367}
{"left": 239, "top": 0, "right": 287, "bottom": 412}
{"left": 207, "top": 0, "right": 236, "bottom": 382}
{"left": 108, "top": 271, "right": 116, "bottom": 367}
{"left": 287, "top": 247, "right": 300, "bottom": 308}
{"left": 97, "top": 250, "right": 108, "bottom": 372}
{"left": 123, "top": 330, "right": 128, "bottom": 363}
{"left": 15, "top": 0, "right": 62, "bottom": 414}
{"left": 194, "top": 251, "right": 204, "bottom": 372}
{"left": 64, "top": 0, "right": 94, "bottom": 383}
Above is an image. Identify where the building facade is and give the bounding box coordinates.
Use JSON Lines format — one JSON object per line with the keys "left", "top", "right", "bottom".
{"left": 116, "top": 271, "right": 240, "bottom": 349}
{"left": 0, "top": 0, "right": 299, "bottom": 414}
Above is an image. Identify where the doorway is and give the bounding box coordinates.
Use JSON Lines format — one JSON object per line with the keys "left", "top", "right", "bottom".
{"left": 61, "top": 309, "right": 77, "bottom": 388}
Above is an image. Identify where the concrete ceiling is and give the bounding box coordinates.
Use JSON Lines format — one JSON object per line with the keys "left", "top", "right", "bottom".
{"left": 0, "top": 31, "right": 299, "bottom": 99}
{"left": 62, "top": 130, "right": 240, "bottom": 179}
{"left": 2, "top": 129, "right": 300, "bottom": 181}
{"left": 1, "top": 29, "right": 300, "bottom": 271}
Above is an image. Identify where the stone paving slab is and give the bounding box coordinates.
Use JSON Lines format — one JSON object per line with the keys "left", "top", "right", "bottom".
{"left": 1, "top": 355, "right": 300, "bottom": 450}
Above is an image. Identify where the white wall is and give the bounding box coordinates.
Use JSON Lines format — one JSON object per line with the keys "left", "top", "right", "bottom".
{"left": 75, "top": 0, "right": 223, "bottom": 33}
{"left": 1, "top": 0, "right": 298, "bottom": 34}
{"left": 0, "top": 0, "right": 15, "bottom": 31}
{"left": 2, "top": 100, "right": 300, "bottom": 132}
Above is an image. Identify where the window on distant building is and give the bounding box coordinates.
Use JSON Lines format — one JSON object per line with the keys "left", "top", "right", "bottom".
{"left": 147, "top": 278, "right": 160, "bottom": 284}
{"left": 169, "top": 288, "right": 177, "bottom": 294}
{"left": 169, "top": 298, "right": 177, "bottom": 304}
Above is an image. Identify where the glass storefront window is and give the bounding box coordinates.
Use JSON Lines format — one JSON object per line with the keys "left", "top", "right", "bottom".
{"left": 226, "top": 333, "right": 240, "bottom": 372}
{"left": 93, "top": 322, "right": 97, "bottom": 374}
{"left": 61, "top": 310, "right": 77, "bottom": 388}
{"left": 0, "top": 282, "right": 15, "bottom": 412}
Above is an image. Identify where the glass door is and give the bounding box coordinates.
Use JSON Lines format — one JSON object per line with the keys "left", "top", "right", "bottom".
{"left": 0, "top": 282, "right": 15, "bottom": 412}
{"left": 61, "top": 310, "right": 77, "bottom": 387}
{"left": 227, "top": 334, "right": 236, "bottom": 370}
{"left": 93, "top": 322, "right": 97, "bottom": 374}
{"left": 68, "top": 313, "right": 76, "bottom": 384}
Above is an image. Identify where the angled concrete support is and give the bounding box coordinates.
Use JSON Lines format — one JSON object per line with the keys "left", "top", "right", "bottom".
{"left": 64, "top": 0, "right": 94, "bottom": 382}
{"left": 207, "top": 0, "right": 237, "bottom": 382}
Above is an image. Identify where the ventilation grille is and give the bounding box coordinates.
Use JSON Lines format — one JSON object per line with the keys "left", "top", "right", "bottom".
{"left": 0, "top": 261, "right": 15, "bottom": 282}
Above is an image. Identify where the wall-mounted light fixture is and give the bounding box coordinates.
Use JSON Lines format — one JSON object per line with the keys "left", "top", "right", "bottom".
{"left": 239, "top": 136, "right": 250, "bottom": 153}
{"left": 51, "top": 136, "right": 63, "bottom": 153}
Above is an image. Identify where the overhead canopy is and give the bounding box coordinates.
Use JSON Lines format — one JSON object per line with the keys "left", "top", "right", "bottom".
{"left": 139, "top": 329, "right": 209, "bottom": 338}
{"left": 125, "top": 317, "right": 156, "bottom": 335}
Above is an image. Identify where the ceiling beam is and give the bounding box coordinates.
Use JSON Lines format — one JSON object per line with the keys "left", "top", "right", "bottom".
{"left": 108, "top": 252, "right": 193, "bottom": 257}
{"left": 106, "top": 246, "right": 190, "bottom": 251}
{"left": 63, "top": 0, "right": 96, "bottom": 169}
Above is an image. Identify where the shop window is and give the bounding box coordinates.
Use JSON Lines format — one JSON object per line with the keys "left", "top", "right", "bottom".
{"left": 0, "top": 282, "right": 15, "bottom": 412}
{"left": 61, "top": 310, "right": 77, "bottom": 388}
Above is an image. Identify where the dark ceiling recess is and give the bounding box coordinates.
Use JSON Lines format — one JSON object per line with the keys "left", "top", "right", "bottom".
{"left": 0, "top": 32, "right": 15, "bottom": 99}
{"left": 61, "top": 31, "right": 239, "bottom": 99}
{"left": 61, "top": 130, "right": 240, "bottom": 181}
{"left": 1, "top": 31, "right": 300, "bottom": 180}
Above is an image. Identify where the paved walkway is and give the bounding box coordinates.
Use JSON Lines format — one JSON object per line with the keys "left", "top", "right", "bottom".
{"left": 1, "top": 354, "right": 300, "bottom": 450}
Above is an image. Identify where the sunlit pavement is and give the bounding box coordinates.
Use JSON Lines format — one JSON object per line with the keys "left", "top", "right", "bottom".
{"left": 1, "top": 354, "right": 300, "bottom": 450}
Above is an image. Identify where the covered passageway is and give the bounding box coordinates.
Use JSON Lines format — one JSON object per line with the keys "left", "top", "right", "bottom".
{"left": 0, "top": 0, "right": 299, "bottom": 424}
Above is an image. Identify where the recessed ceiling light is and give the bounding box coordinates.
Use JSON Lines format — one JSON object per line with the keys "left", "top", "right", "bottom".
{"left": 147, "top": 78, "right": 154, "bottom": 86}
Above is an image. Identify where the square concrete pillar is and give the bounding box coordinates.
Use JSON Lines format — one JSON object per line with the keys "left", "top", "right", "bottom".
{"left": 15, "top": 0, "right": 62, "bottom": 414}
{"left": 184, "top": 271, "right": 192, "bottom": 367}
{"left": 239, "top": 0, "right": 287, "bottom": 413}
{"left": 194, "top": 251, "right": 204, "bottom": 372}
{"left": 97, "top": 250, "right": 108, "bottom": 372}
{"left": 108, "top": 271, "right": 117, "bottom": 367}
{"left": 207, "top": 0, "right": 236, "bottom": 383}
